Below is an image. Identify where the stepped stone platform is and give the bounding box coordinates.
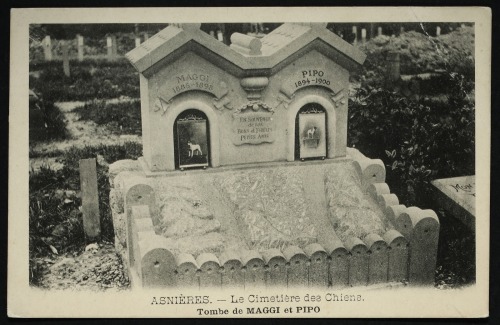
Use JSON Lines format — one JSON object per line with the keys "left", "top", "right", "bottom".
{"left": 111, "top": 155, "right": 389, "bottom": 257}
{"left": 109, "top": 148, "right": 440, "bottom": 289}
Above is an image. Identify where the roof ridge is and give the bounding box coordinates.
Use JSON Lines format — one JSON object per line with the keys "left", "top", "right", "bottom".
{"left": 126, "top": 23, "right": 366, "bottom": 75}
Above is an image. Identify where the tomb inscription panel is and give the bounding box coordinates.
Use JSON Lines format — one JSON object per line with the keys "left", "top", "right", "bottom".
{"left": 232, "top": 112, "right": 276, "bottom": 145}
{"left": 431, "top": 175, "right": 475, "bottom": 231}
{"left": 159, "top": 68, "right": 229, "bottom": 102}
{"left": 280, "top": 65, "right": 340, "bottom": 98}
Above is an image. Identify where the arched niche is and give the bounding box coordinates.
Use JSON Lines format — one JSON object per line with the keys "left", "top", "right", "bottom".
{"left": 286, "top": 90, "right": 337, "bottom": 162}
{"left": 164, "top": 99, "right": 220, "bottom": 171}
{"left": 174, "top": 109, "right": 210, "bottom": 170}
{"left": 294, "top": 103, "right": 327, "bottom": 160}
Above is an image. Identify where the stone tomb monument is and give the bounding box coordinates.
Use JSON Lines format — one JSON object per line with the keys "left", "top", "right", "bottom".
{"left": 109, "top": 23, "right": 440, "bottom": 289}
{"left": 126, "top": 22, "right": 364, "bottom": 173}
{"left": 431, "top": 175, "right": 475, "bottom": 231}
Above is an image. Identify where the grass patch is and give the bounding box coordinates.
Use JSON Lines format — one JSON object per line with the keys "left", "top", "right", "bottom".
{"left": 29, "top": 58, "right": 133, "bottom": 72}
{"left": 29, "top": 142, "right": 142, "bottom": 285}
{"left": 29, "top": 59, "right": 139, "bottom": 102}
{"left": 29, "top": 148, "right": 66, "bottom": 159}
{"left": 29, "top": 32, "right": 147, "bottom": 63}
{"left": 74, "top": 100, "right": 141, "bottom": 135}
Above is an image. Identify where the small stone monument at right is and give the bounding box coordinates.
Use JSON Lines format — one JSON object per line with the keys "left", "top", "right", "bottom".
{"left": 431, "top": 175, "right": 475, "bottom": 232}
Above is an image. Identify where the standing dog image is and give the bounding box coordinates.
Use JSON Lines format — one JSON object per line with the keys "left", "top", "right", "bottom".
{"left": 306, "top": 126, "right": 318, "bottom": 138}
{"left": 187, "top": 141, "right": 203, "bottom": 157}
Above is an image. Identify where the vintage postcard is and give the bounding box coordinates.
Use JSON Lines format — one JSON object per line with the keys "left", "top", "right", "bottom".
{"left": 9, "top": 7, "right": 490, "bottom": 318}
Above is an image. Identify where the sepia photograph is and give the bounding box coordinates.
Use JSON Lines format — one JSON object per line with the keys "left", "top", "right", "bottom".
{"left": 9, "top": 7, "right": 491, "bottom": 318}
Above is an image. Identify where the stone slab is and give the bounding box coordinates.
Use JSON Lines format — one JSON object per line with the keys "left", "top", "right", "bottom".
{"left": 115, "top": 158, "right": 396, "bottom": 258}
{"left": 79, "top": 159, "right": 101, "bottom": 240}
{"left": 431, "top": 175, "right": 475, "bottom": 231}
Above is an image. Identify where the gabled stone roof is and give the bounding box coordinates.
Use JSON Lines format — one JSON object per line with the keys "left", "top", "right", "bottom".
{"left": 126, "top": 23, "right": 366, "bottom": 77}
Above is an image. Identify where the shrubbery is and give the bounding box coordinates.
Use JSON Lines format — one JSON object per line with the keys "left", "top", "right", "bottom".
{"left": 348, "top": 28, "right": 475, "bottom": 287}
{"left": 348, "top": 73, "right": 474, "bottom": 206}
{"left": 29, "top": 142, "right": 142, "bottom": 284}
{"left": 349, "top": 28, "right": 475, "bottom": 208}
{"left": 74, "top": 100, "right": 142, "bottom": 135}
{"left": 43, "top": 101, "right": 70, "bottom": 140}
{"left": 357, "top": 27, "right": 474, "bottom": 80}
{"left": 29, "top": 95, "right": 69, "bottom": 143}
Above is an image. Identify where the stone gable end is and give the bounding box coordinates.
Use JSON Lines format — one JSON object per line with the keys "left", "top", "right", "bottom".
{"left": 126, "top": 23, "right": 365, "bottom": 173}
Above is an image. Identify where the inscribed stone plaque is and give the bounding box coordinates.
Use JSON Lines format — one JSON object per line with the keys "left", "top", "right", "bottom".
{"left": 161, "top": 69, "right": 229, "bottom": 101}
{"left": 431, "top": 175, "right": 475, "bottom": 230}
{"left": 232, "top": 111, "right": 276, "bottom": 145}
{"left": 280, "top": 66, "right": 340, "bottom": 98}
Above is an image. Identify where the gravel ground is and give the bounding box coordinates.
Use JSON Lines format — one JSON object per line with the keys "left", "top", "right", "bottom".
{"left": 30, "top": 99, "right": 137, "bottom": 290}
{"left": 32, "top": 242, "right": 130, "bottom": 291}
{"left": 30, "top": 99, "right": 141, "bottom": 161}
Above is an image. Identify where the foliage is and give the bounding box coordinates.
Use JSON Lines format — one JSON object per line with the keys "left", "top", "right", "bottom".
{"left": 29, "top": 98, "right": 70, "bottom": 143}
{"left": 29, "top": 59, "right": 139, "bottom": 102}
{"left": 74, "top": 100, "right": 142, "bottom": 135}
{"left": 29, "top": 148, "right": 65, "bottom": 159}
{"left": 435, "top": 209, "right": 475, "bottom": 288}
{"left": 29, "top": 142, "right": 142, "bottom": 285}
{"left": 60, "top": 143, "right": 143, "bottom": 169}
{"left": 348, "top": 73, "right": 474, "bottom": 206}
{"left": 44, "top": 101, "right": 70, "bottom": 140}
{"left": 349, "top": 26, "right": 475, "bottom": 207}
{"left": 355, "top": 26, "right": 475, "bottom": 80}
{"left": 348, "top": 27, "right": 475, "bottom": 287}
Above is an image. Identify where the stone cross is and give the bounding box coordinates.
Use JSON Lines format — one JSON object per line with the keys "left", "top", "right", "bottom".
{"left": 77, "top": 34, "right": 84, "bottom": 61}
{"left": 361, "top": 28, "right": 367, "bottom": 43}
{"left": 217, "top": 30, "right": 224, "bottom": 42}
{"left": 43, "top": 35, "right": 52, "bottom": 61}
{"left": 62, "top": 41, "right": 70, "bottom": 77}
{"left": 107, "top": 36, "right": 117, "bottom": 61}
